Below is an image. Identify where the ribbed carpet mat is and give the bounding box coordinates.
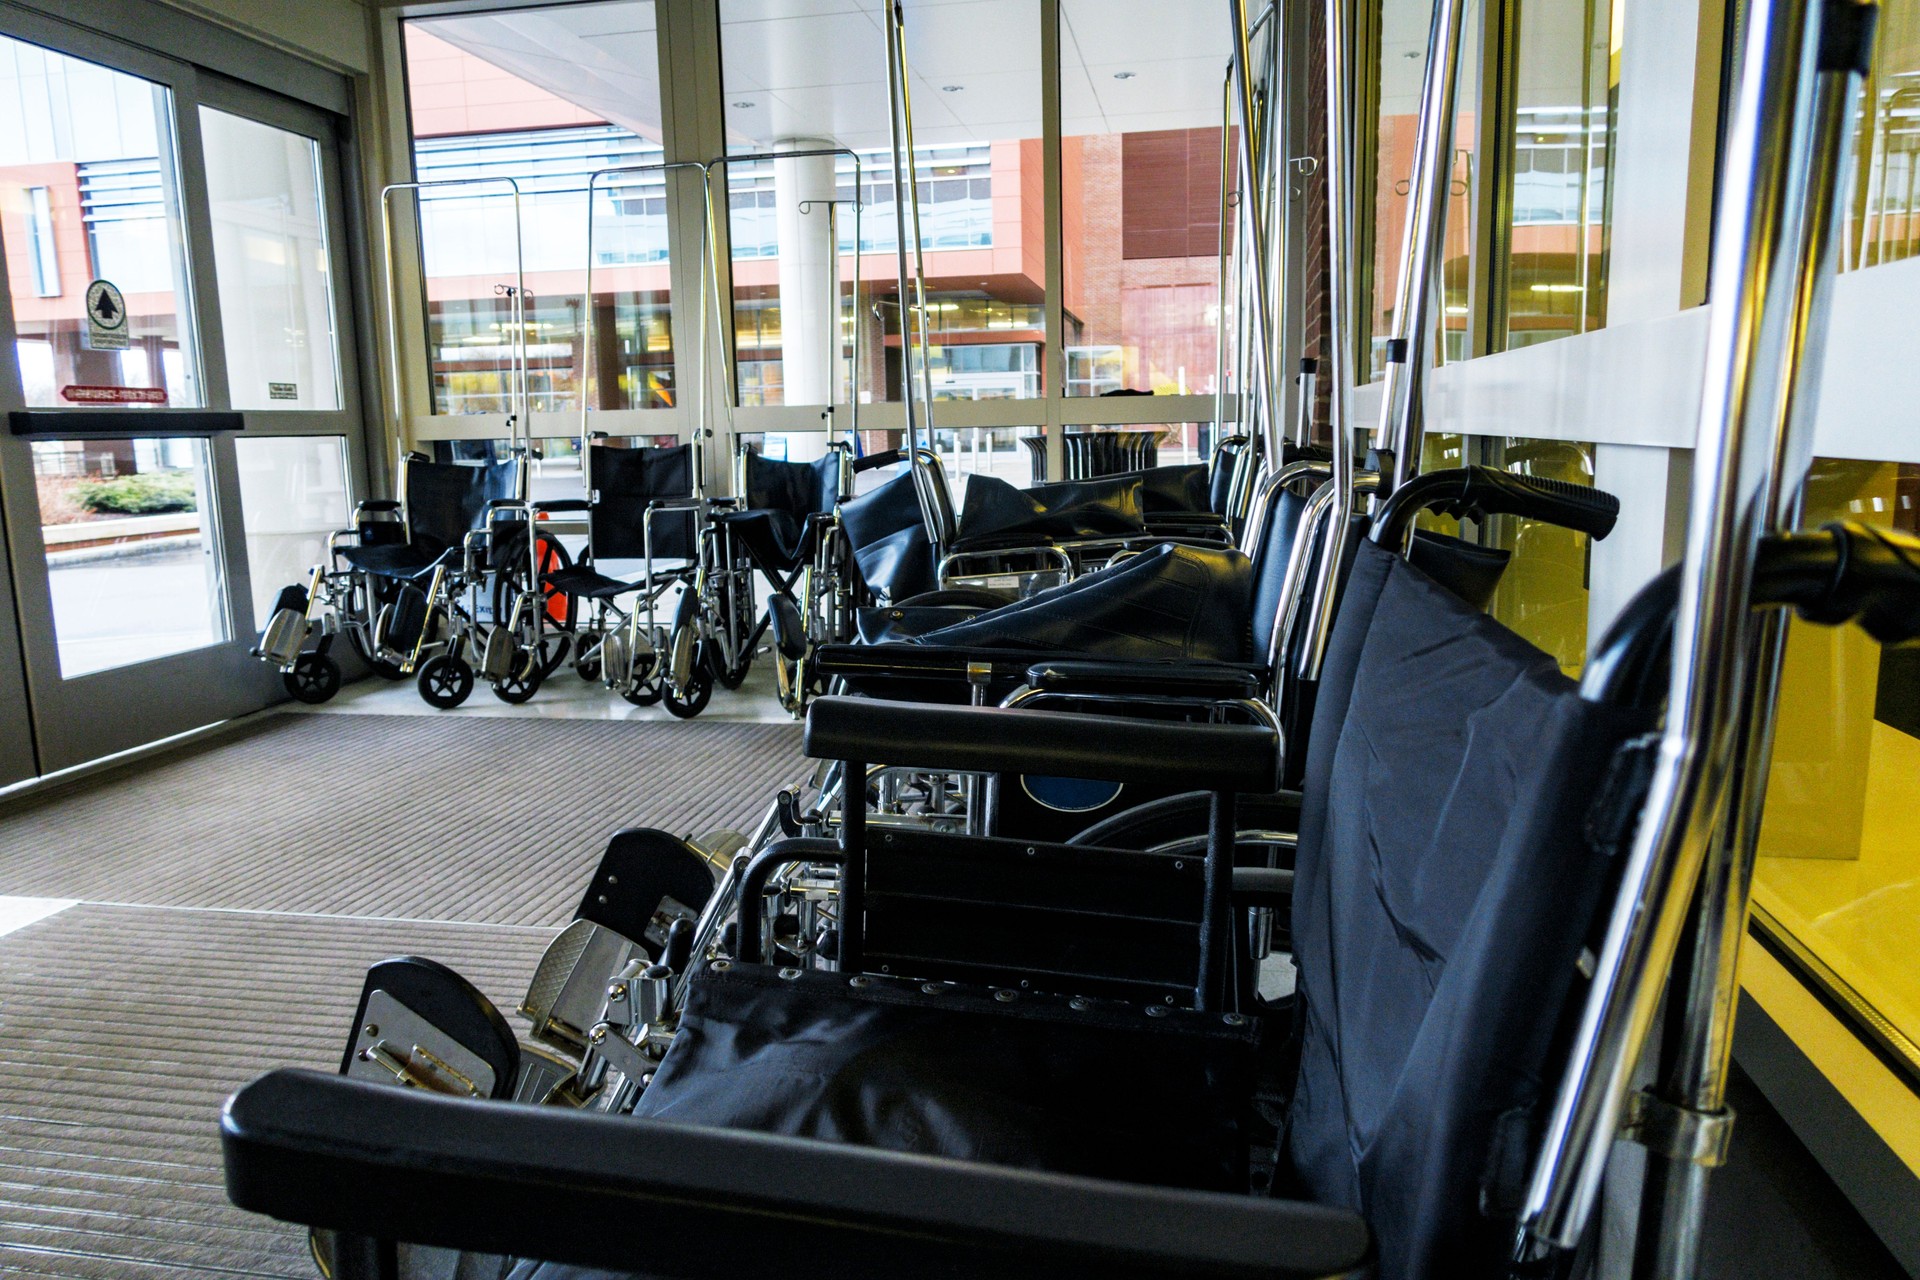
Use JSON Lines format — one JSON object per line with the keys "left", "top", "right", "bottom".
{"left": 0, "top": 904, "right": 554, "bottom": 1278}
{"left": 0, "top": 713, "right": 804, "bottom": 927}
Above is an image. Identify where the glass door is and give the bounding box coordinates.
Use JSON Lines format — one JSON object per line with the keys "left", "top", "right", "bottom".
{"left": 0, "top": 17, "right": 365, "bottom": 775}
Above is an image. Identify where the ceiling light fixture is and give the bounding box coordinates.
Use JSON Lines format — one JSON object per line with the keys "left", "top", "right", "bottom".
{"left": 1112, "top": 70, "right": 1136, "bottom": 80}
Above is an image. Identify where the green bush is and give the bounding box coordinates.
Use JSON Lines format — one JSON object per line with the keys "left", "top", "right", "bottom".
{"left": 73, "top": 470, "right": 198, "bottom": 516}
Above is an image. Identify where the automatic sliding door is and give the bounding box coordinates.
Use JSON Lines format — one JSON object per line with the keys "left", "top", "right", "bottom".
{"left": 0, "top": 23, "right": 363, "bottom": 774}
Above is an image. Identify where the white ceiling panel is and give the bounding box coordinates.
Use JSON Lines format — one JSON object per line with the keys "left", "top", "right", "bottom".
{"left": 1058, "top": 0, "right": 1230, "bottom": 68}
{"left": 719, "top": 10, "right": 886, "bottom": 94}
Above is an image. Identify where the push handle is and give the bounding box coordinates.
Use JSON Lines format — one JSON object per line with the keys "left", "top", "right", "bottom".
{"left": 1755, "top": 522, "right": 1920, "bottom": 645}
{"left": 1371, "top": 465, "right": 1621, "bottom": 548}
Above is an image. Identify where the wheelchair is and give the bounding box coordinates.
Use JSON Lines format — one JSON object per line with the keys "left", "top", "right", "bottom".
{"left": 655, "top": 443, "right": 851, "bottom": 719}
{"left": 254, "top": 451, "right": 524, "bottom": 707}
{"left": 505, "top": 436, "right": 704, "bottom": 710}
{"left": 221, "top": 497, "right": 1920, "bottom": 1280}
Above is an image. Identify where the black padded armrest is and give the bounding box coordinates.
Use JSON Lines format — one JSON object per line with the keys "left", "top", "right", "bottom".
{"left": 532, "top": 498, "right": 591, "bottom": 513}
{"left": 486, "top": 498, "right": 526, "bottom": 511}
{"left": 354, "top": 500, "right": 400, "bottom": 514}
{"left": 1026, "top": 660, "right": 1263, "bottom": 701}
{"left": 223, "top": 1070, "right": 1369, "bottom": 1280}
{"left": 803, "top": 696, "right": 1278, "bottom": 792}
{"left": 815, "top": 643, "right": 1072, "bottom": 681}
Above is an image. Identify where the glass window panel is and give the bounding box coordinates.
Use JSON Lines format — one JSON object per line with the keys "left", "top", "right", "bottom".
{"left": 1480, "top": 436, "right": 1595, "bottom": 675}
{"left": 0, "top": 36, "right": 202, "bottom": 408}
{"left": 1845, "top": 0, "right": 1920, "bottom": 269}
{"left": 720, "top": 0, "right": 1044, "bottom": 420}
{"left": 201, "top": 109, "right": 342, "bottom": 410}
{"left": 1752, "top": 460, "right": 1920, "bottom": 1053}
{"left": 1367, "top": 0, "right": 1486, "bottom": 374}
{"left": 32, "top": 436, "right": 225, "bottom": 676}
{"left": 235, "top": 436, "right": 350, "bottom": 628}
{"left": 1500, "top": 0, "right": 1619, "bottom": 350}
{"left": 1059, "top": 0, "right": 1230, "bottom": 398}
{"left": 403, "top": 5, "right": 668, "bottom": 415}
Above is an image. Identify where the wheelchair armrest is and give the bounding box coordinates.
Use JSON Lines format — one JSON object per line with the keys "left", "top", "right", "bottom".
{"left": 1025, "top": 660, "right": 1264, "bottom": 702}
{"left": 223, "top": 1070, "right": 1370, "bottom": 1280}
{"left": 813, "top": 642, "right": 1048, "bottom": 682}
{"left": 804, "top": 696, "right": 1278, "bottom": 792}
{"left": 532, "top": 498, "right": 591, "bottom": 513}
{"left": 487, "top": 499, "right": 527, "bottom": 511}
{"left": 1232, "top": 866, "right": 1296, "bottom": 905}
{"left": 353, "top": 500, "right": 401, "bottom": 516}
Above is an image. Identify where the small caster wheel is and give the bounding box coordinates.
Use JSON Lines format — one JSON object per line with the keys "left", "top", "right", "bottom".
{"left": 622, "top": 680, "right": 664, "bottom": 707}
{"left": 492, "top": 656, "right": 544, "bottom": 705}
{"left": 663, "top": 670, "right": 712, "bottom": 720}
{"left": 416, "top": 654, "right": 474, "bottom": 709}
{"left": 283, "top": 652, "right": 341, "bottom": 704}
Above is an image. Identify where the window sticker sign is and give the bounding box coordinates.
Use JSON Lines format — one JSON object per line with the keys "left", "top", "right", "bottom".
{"left": 83, "top": 279, "right": 129, "bottom": 351}
{"left": 61, "top": 385, "right": 168, "bottom": 405}
{"left": 267, "top": 382, "right": 299, "bottom": 401}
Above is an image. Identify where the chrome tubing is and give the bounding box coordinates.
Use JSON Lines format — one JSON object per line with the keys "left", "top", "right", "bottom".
{"left": 1277, "top": 470, "right": 1376, "bottom": 685}
{"left": 579, "top": 161, "right": 709, "bottom": 460}
{"left": 1630, "top": 16, "right": 1869, "bottom": 1277}
{"left": 1298, "top": 0, "right": 1359, "bottom": 685}
{"left": 380, "top": 177, "right": 526, "bottom": 471}
{"left": 1229, "top": 0, "right": 1281, "bottom": 462}
{"left": 884, "top": 0, "right": 945, "bottom": 552}
{"left": 705, "top": 148, "right": 867, "bottom": 450}
{"left": 1516, "top": 0, "right": 1865, "bottom": 1256}
{"left": 1374, "top": 0, "right": 1470, "bottom": 486}
{"left": 1214, "top": 68, "right": 1235, "bottom": 460}
{"left": 1295, "top": 357, "right": 1318, "bottom": 448}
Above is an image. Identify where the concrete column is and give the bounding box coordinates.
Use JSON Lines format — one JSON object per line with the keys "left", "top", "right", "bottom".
{"left": 773, "top": 139, "right": 838, "bottom": 462}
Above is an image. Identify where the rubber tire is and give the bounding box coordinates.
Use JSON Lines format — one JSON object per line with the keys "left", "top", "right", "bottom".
{"left": 576, "top": 653, "right": 602, "bottom": 682}
{"left": 283, "top": 652, "right": 341, "bottom": 704}
{"left": 416, "top": 654, "right": 475, "bottom": 709}
{"left": 664, "top": 669, "right": 712, "bottom": 719}
{"left": 714, "top": 646, "right": 752, "bottom": 690}
{"left": 622, "top": 680, "right": 665, "bottom": 707}
{"left": 492, "top": 656, "right": 545, "bottom": 705}
{"left": 1066, "top": 789, "right": 1302, "bottom": 854}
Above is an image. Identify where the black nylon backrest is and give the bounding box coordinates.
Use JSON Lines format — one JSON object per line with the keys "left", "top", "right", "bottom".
{"left": 954, "top": 474, "right": 1146, "bottom": 546}
{"left": 840, "top": 470, "right": 935, "bottom": 603}
{"left": 744, "top": 450, "right": 841, "bottom": 519}
{"left": 1286, "top": 539, "right": 1635, "bottom": 1279}
{"left": 1249, "top": 486, "right": 1311, "bottom": 661}
{"left": 404, "top": 459, "right": 517, "bottom": 557}
{"left": 590, "top": 443, "right": 694, "bottom": 560}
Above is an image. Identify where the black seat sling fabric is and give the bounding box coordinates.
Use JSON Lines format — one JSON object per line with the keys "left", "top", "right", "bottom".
{"left": 950, "top": 474, "right": 1146, "bottom": 550}
{"left": 1284, "top": 539, "right": 1641, "bottom": 1279}
{"left": 338, "top": 459, "right": 516, "bottom": 578}
{"left": 840, "top": 469, "right": 938, "bottom": 603}
{"left": 718, "top": 452, "right": 842, "bottom": 573}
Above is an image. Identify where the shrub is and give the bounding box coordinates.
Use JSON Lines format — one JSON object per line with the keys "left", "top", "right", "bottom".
{"left": 72, "top": 470, "right": 198, "bottom": 516}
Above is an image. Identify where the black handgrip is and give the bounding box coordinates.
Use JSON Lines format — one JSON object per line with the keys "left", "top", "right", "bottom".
{"left": 853, "top": 447, "right": 906, "bottom": 473}
{"left": 664, "top": 918, "right": 694, "bottom": 974}
{"left": 1371, "top": 466, "right": 1620, "bottom": 547}
{"left": 1755, "top": 522, "right": 1920, "bottom": 645}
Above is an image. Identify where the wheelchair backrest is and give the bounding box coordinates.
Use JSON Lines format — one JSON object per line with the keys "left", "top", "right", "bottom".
{"left": 953, "top": 474, "right": 1146, "bottom": 548}
{"left": 1286, "top": 538, "right": 1639, "bottom": 1279}
{"left": 589, "top": 441, "right": 695, "bottom": 561}
{"left": 839, "top": 468, "right": 937, "bottom": 603}
{"left": 404, "top": 457, "right": 518, "bottom": 558}
{"left": 742, "top": 448, "right": 842, "bottom": 519}
{"left": 1248, "top": 483, "right": 1313, "bottom": 665}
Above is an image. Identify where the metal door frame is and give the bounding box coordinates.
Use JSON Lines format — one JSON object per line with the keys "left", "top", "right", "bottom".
{"left": 0, "top": 10, "right": 369, "bottom": 774}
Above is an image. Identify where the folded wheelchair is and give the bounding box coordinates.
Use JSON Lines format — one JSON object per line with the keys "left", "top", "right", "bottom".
{"left": 499, "top": 436, "right": 705, "bottom": 710}
{"left": 254, "top": 451, "right": 540, "bottom": 708}
{"left": 222, "top": 499, "right": 1920, "bottom": 1280}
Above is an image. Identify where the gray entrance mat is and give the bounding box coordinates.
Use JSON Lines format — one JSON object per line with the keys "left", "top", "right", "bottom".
{"left": 0, "top": 713, "right": 803, "bottom": 927}
{"left": 0, "top": 903, "right": 553, "bottom": 1278}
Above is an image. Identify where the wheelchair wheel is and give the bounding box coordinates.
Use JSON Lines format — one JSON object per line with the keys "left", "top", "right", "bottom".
{"left": 283, "top": 652, "right": 341, "bottom": 704}
{"left": 714, "top": 647, "right": 752, "bottom": 690}
{"left": 622, "top": 679, "right": 664, "bottom": 707}
{"left": 416, "top": 654, "right": 474, "bottom": 709}
{"left": 663, "top": 664, "right": 712, "bottom": 718}
{"left": 1065, "top": 789, "right": 1302, "bottom": 854}
{"left": 492, "top": 652, "right": 545, "bottom": 704}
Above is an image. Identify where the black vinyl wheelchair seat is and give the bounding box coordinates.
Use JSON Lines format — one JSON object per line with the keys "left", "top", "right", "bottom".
{"left": 714, "top": 449, "right": 844, "bottom": 578}
{"left": 536, "top": 442, "right": 697, "bottom": 601}
{"left": 335, "top": 457, "right": 519, "bottom": 581}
